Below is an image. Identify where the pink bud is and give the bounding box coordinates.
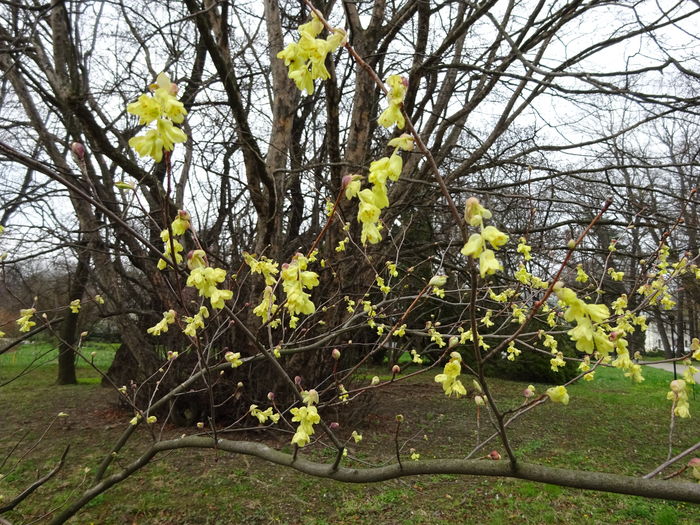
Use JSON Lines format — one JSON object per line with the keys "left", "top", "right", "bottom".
{"left": 294, "top": 375, "right": 302, "bottom": 385}
{"left": 331, "top": 348, "right": 341, "bottom": 360}
{"left": 71, "top": 142, "right": 85, "bottom": 159}
{"left": 400, "top": 76, "right": 409, "bottom": 88}
{"left": 488, "top": 450, "right": 501, "bottom": 460}
{"left": 178, "top": 209, "right": 190, "bottom": 220}
{"left": 391, "top": 365, "right": 400, "bottom": 375}
{"left": 267, "top": 392, "right": 275, "bottom": 401}
{"left": 170, "top": 83, "right": 179, "bottom": 95}
{"left": 523, "top": 388, "right": 534, "bottom": 398}
{"left": 329, "top": 422, "right": 340, "bottom": 429}
{"left": 341, "top": 174, "right": 354, "bottom": 188}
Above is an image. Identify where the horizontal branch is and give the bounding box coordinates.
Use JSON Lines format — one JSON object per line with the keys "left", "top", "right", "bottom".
{"left": 50, "top": 436, "right": 700, "bottom": 523}
{"left": 160, "top": 438, "right": 700, "bottom": 502}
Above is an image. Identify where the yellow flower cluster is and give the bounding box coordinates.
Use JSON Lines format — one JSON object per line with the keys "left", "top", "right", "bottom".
{"left": 608, "top": 268, "right": 624, "bottom": 281}
{"left": 546, "top": 385, "right": 569, "bottom": 405}
{"left": 575, "top": 264, "right": 589, "bottom": 283}
{"left": 127, "top": 72, "right": 187, "bottom": 163}
{"left": 377, "top": 75, "right": 408, "bottom": 129}
{"left": 224, "top": 351, "right": 243, "bottom": 367}
{"left": 157, "top": 230, "right": 184, "bottom": 270}
{"left": 243, "top": 252, "right": 279, "bottom": 286}
{"left": 147, "top": 309, "right": 176, "bottom": 336}
{"left": 183, "top": 306, "right": 209, "bottom": 337}
{"left": 506, "top": 342, "right": 521, "bottom": 361}
{"left": 243, "top": 253, "right": 281, "bottom": 324}
{"left": 346, "top": 135, "right": 414, "bottom": 245}
{"left": 461, "top": 198, "right": 509, "bottom": 278}
{"left": 250, "top": 404, "right": 280, "bottom": 425}
{"left": 187, "top": 266, "right": 233, "bottom": 310}
{"left": 183, "top": 247, "right": 233, "bottom": 310}
{"left": 281, "top": 253, "right": 319, "bottom": 319}
{"left": 667, "top": 379, "right": 691, "bottom": 418}
{"left": 277, "top": 13, "right": 347, "bottom": 95}
{"left": 290, "top": 391, "right": 321, "bottom": 448}
{"left": 578, "top": 356, "right": 595, "bottom": 381}
{"left": 434, "top": 351, "right": 467, "bottom": 398}
{"left": 517, "top": 237, "right": 532, "bottom": 261}
{"left": 16, "top": 308, "right": 36, "bottom": 332}
{"left": 157, "top": 211, "right": 190, "bottom": 270}
{"left": 554, "top": 285, "right": 611, "bottom": 354}
{"left": 637, "top": 244, "right": 682, "bottom": 310}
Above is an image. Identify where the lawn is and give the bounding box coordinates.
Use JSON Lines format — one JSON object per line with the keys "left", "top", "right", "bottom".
{"left": 0, "top": 342, "right": 698, "bottom": 524}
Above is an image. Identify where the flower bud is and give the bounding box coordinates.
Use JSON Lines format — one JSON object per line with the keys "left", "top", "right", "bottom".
{"left": 332, "top": 348, "right": 341, "bottom": 360}
{"left": 294, "top": 375, "right": 303, "bottom": 385}
{"left": 267, "top": 392, "right": 275, "bottom": 401}
{"left": 196, "top": 422, "right": 204, "bottom": 429}
{"left": 395, "top": 414, "right": 404, "bottom": 422}
{"left": 567, "top": 239, "right": 576, "bottom": 250}
{"left": 474, "top": 395, "right": 485, "bottom": 407}
{"left": 488, "top": 450, "right": 501, "bottom": 460}
{"left": 391, "top": 364, "right": 400, "bottom": 375}
{"left": 237, "top": 381, "right": 244, "bottom": 388}
{"left": 71, "top": 142, "right": 85, "bottom": 159}
{"left": 448, "top": 336, "right": 459, "bottom": 349}
{"left": 370, "top": 376, "right": 380, "bottom": 386}
{"left": 81, "top": 331, "right": 89, "bottom": 338}
{"left": 330, "top": 422, "right": 340, "bottom": 429}
{"left": 472, "top": 379, "right": 482, "bottom": 393}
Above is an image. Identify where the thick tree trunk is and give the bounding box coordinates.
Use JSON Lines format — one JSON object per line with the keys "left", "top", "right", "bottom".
{"left": 57, "top": 248, "right": 91, "bottom": 384}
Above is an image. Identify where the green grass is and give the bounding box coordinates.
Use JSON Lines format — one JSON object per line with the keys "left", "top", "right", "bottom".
{"left": 0, "top": 354, "right": 698, "bottom": 524}
{"left": 0, "top": 340, "right": 117, "bottom": 373}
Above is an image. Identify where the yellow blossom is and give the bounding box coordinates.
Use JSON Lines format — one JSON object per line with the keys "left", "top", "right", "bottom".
{"left": 281, "top": 253, "right": 318, "bottom": 317}
{"left": 575, "top": 265, "right": 589, "bottom": 283}
{"left": 546, "top": 385, "right": 570, "bottom": 405}
{"left": 608, "top": 268, "right": 624, "bottom": 281}
{"left": 250, "top": 405, "right": 280, "bottom": 424}
{"left": 146, "top": 309, "right": 176, "bottom": 336}
{"left": 377, "top": 75, "right": 407, "bottom": 129}
{"left": 290, "top": 405, "right": 321, "bottom": 447}
{"left": 225, "top": 351, "right": 243, "bottom": 368}
{"left": 187, "top": 267, "right": 233, "bottom": 309}
{"left": 434, "top": 352, "right": 467, "bottom": 398}
{"left": 17, "top": 308, "right": 36, "bottom": 332}
{"left": 127, "top": 73, "right": 187, "bottom": 162}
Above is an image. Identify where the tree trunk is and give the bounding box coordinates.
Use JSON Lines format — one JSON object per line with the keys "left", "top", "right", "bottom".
{"left": 57, "top": 248, "right": 90, "bottom": 385}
